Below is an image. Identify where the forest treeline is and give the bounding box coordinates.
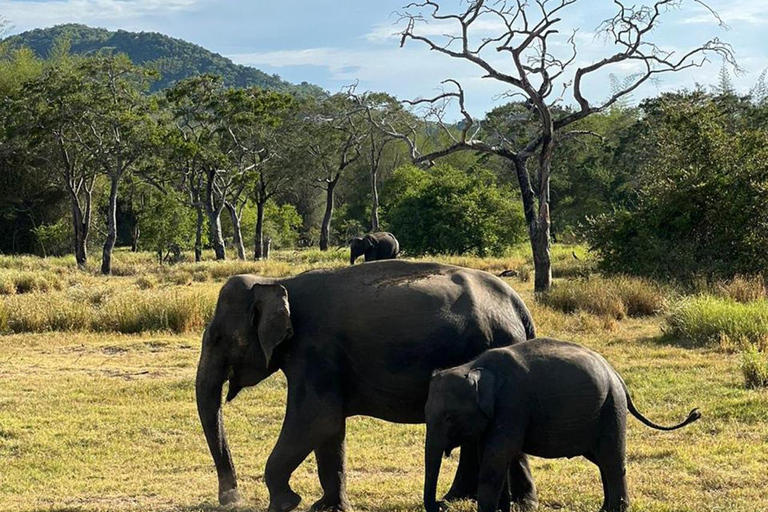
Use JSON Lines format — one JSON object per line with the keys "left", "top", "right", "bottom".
{"left": 0, "top": 41, "right": 766, "bottom": 280}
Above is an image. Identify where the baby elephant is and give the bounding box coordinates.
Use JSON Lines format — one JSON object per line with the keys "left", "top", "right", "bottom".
{"left": 424, "top": 338, "right": 701, "bottom": 512}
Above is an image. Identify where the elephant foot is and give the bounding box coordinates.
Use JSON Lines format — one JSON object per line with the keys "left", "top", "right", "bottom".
{"left": 218, "top": 488, "right": 241, "bottom": 506}
{"left": 442, "top": 490, "right": 477, "bottom": 503}
{"left": 309, "top": 495, "right": 352, "bottom": 512}
{"left": 268, "top": 490, "right": 302, "bottom": 512}
{"left": 509, "top": 495, "right": 538, "bottom": 511}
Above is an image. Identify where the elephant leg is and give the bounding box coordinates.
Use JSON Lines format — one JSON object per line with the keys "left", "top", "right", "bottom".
{"left": 310, "top": 419, "right": 351, "bottom": 512}
{"left": 507, "top": 454, "right": 538, "bottom": 510}
{"left": 477, "top": 432, "right": 519, "bottom": 512}
{"left": 265, "top": 395, "right": 343, "bottom": 512}
{"left": 498, "top": 473, "right": 511, "bottom": 512}
{"left": 592, "top": 420, "right": 629, "bottom": 512}
{"left": 443, "top": 442, "right": 480, "bottom": 501}
{"left": 584, "top": 452, "right": 608, "bottom": 511}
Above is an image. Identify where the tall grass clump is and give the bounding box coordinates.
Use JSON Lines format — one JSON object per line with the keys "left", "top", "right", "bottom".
{"left": 0, "top": 270, "right": 64, "bottom": 294}
{"left": 94, "top": 289, "right": 216, "bottom": 334}
{"left": 1, "top": 287, "right": 217, "bottom": 334}
{"left": 539, "top": 276, "right": 667, "bottom": 319}
{"left": 664, "top": 296, "right": 768, "bottom": 349}
{"left": 740, "top": 345, "right": 768, "bottom": 388}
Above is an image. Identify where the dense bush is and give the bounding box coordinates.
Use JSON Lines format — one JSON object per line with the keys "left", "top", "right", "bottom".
{"left": 383, "top": 165, "right": 526, "bottom": 256}
{"left": 588, "top": 92, "right": 768, "bottom": 280}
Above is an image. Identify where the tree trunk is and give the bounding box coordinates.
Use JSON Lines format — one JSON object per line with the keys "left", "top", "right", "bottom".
{"left": 512, "top": 157, "right": 552, "bottom": 292}
{"left": 131, "top": 223, "right": 140, "bottom": 252}
{"left": 371, "top": 166, "right": 380, "bottom": 232}
{"left": 100, "top": 174, "right": 120, "bottom": 275}
{"left": 532, "top": 135, "right": 555, "bottom": 293}
{"left": 195, "top": 205, "right": 204, "bottom": 263}
{"left": 319, "top": 179, "right": 338, "bottom": 252}
{"left": 207, "top": 205, "right": 226, "bottom": 261}
{"left": 226, "top": 202, "right": 245, "bottom": 261}
{"left": 531, "top": 220, "right": 552, "bottom": 293}
{"left": 254, "top": 199, "right": 266, "bottom": 260}
{"left": 205, "top": 171, "right": 226, "bottom": 261}
{"left": 263, "top": 237, "right": 271, "bottom": 260}
{"left": 70, "top": 191, "right": 91, "bottom": 270}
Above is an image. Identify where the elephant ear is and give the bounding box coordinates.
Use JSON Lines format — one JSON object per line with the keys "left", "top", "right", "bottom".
{"left": 250, "top": 284, "right": 293, "bottom": 367}
{"left": 468, "top": 368, "right": 496, "bottom": 418}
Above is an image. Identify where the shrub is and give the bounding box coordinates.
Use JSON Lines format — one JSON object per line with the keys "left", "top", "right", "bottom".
{"left": 539, "top": 276, "right": 666, "bottom": 319}
{"left": 383, "top": 164, "right": 527, "bottom": 256}
{"left": 664, "top": 296, "right": 768, "bottom": 348}
{"left": 740, "top": 345, "right": 768, "bottom": 389}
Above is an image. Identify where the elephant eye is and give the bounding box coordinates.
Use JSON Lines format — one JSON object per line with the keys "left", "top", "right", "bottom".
{"left": 444, "top": 414, "right": 455, "bottom": 425}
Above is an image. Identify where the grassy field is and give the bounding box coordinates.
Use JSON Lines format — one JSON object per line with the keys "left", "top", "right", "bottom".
{"left": 0, "top": 248, "right": 766, "bottom": 512}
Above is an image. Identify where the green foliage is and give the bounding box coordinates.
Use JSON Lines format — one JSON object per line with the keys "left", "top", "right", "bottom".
{"left": 664, "top": 296, "right": 768, "bottom": 348}
{"left": 138, "top": 190, "right": 197, "bottom": 259}
{"left": 240, "top": 201, "right": 302, "bottom": 250}
{"left": 3, "top": 24, "right": 321, "bottom": 94}
{"left": 587, "top": 91, "right": 768, "bottom": 280}
{"left": 32, "top": 219, "right": 71, "bottom": 257}
{"left": 383, "top": 164, "right": 526, "bottom": 256}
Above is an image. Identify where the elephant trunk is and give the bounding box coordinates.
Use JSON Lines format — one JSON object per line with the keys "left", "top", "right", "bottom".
{"left": 350, "top": 247, "right": 358, "bottom": 265}
{"left": 195, "top": 339, "right": 240, "bottom": 505}
{"left": 424, "top": 430, "right": 445, "bottom": 512}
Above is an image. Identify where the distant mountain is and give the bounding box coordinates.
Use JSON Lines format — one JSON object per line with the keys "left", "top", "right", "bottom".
{"left": 2, "top": 24, "right": 322, "bottom": 95}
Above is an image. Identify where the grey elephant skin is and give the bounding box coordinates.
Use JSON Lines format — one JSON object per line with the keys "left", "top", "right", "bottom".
{"left": 195, "top": 260, "right": 535, "bottom": 512}
{"left": 424, "top": 338, "right": 701, "bottom": 512}
{"left": 349, "top": 231, "right": 400, "bottom": 265}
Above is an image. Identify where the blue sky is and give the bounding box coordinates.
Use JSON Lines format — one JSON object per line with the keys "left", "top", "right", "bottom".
{"left": 1, "top": 0, "right": 766, "bottom": 116}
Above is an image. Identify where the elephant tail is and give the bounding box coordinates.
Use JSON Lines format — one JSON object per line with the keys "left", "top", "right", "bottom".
{"left": 624, "top": 386, "right": 701, "bottom": 431}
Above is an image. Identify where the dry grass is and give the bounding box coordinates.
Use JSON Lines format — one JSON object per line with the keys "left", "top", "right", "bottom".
{"left": 0, "top": 248, "right": 765, "bottom": 512}
{"left": 715, "top": 275, "right": 767, "bottom": 303}
{"left": 538, "top": 276, "right": 668, "bottom": 320}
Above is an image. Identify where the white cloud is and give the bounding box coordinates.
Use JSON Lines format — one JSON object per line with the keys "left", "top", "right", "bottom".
{"left": 0, "top": 0, "right": 205, "bottom": 31}
{"left": 681, "top": 1, "right": 768, "bottom": 26}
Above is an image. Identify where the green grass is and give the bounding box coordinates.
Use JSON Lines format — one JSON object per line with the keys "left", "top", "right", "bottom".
{"left": 0, "top": 248, "right": 766, "bottom": 511}
{"left": 664, "top": 296, "right": 768, "bottom": 349}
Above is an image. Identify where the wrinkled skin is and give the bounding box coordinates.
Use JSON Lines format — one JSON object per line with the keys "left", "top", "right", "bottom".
{"left": 424, "top": 338, "right": 702, "bottom": 512}
{"left": 196, "top": 261, "right": 535, "bottom": 512}
{"left": 349, "top": 232, "right": 400, "bottom": 265}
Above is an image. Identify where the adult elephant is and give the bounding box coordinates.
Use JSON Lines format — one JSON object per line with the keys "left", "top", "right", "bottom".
{"left": 196, "top": 260, "right": 535, "bottom": 512}
{"left": 349, "top": 232, "right": 400, "bottom": 265}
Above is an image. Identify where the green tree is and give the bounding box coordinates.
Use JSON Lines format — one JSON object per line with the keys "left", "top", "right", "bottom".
{"left": 384, "top": 164, "right": 526, "bottom": 256}
{"left": 70, "top": 54, "right": 159, "bottom": 274}
{"left": 587, "top": 91, "right": 768, "bottom": 280}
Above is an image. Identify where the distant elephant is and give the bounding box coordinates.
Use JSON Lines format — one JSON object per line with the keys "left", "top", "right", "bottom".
{"left": 349, "top": 232, "right": 400, "bottom": 265}
{"left": 424, "top": 338, "right": 702, "bottom": 512}
{"left": 196, "top": 261, "right": 536, "bottom": 512}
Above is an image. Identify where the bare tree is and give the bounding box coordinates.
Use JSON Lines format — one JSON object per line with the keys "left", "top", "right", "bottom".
{"left": 385, "top": 0, "right": 735, "bottom": 291}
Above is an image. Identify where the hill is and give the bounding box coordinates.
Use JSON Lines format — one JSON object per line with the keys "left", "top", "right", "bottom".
{"left": 2, "top": 24, "right": 322, "bottom": 94}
